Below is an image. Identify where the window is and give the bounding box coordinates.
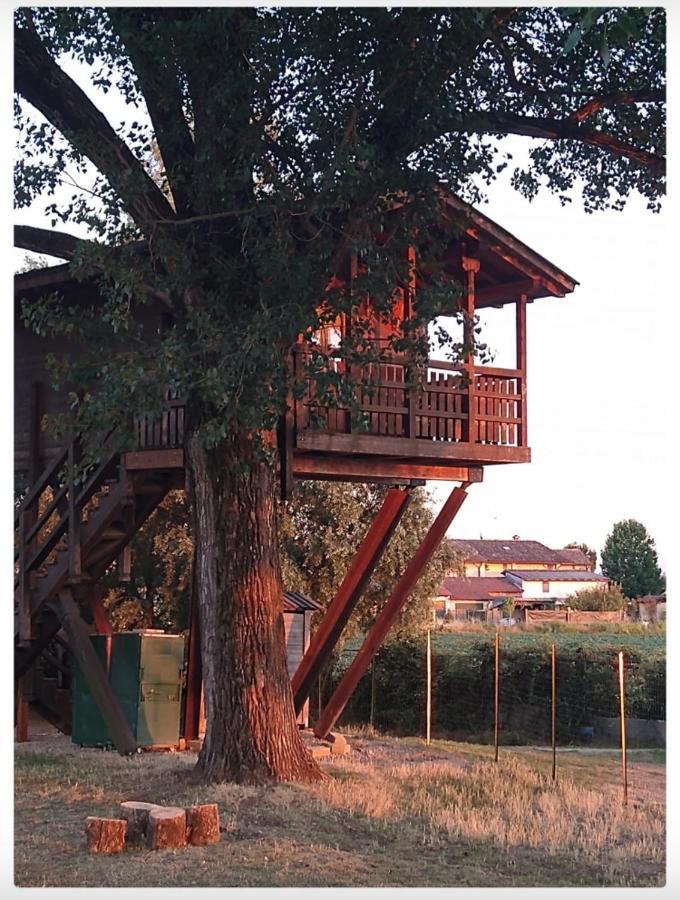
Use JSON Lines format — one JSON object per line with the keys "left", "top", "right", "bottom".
{"left": 542, "top": 580, "right": 550, "bottom": 592}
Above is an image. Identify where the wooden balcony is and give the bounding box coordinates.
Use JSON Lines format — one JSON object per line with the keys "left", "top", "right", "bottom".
{"left": 127, "top": 353, "right": 528, "bottom": 485}
{"left": 292, "top": 351, "right": 529, "bottom": 478}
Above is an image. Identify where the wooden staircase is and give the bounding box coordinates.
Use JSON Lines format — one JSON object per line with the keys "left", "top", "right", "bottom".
{"left": 14, "top": 436, "right": 182, "bottom": 749}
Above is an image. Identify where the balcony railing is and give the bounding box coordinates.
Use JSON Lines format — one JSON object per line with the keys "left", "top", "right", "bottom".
{"left": 293, "top": 349, "right": 526, "bottom": 449}
{"left": 131, "top": 351, "right": 526, "bottom": 453}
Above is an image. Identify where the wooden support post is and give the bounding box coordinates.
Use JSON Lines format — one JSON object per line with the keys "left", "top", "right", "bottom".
{"left": 516, "top": 293, "right": 528, "bottom": 447}
{"left": 461, "top": 255, "right": 480, "bottom": 444}
{"left": 17, "top": 511, "right": 32, "bottom": 645}
{"left": 15, "top": 676, "right": 29, "bottom": 743}
{"left": 54, "top": 589, "right": 137, "bottom": 755}
{"left": 494, "top": 630, "right": 500, "bottom": 763}
{"left": 315, "top": 482, "right": 470, "bottom": 739}
{"left": 551, "top": 642, "right": 557, "bottom": 782}
{"left": 425, "top": 628, "right": 432, "bottom": 746}
{"left": 618, "top": 651, "right": 628, "bottom": 806}
{"left": 405, "top": 244, "right": 417, "bottom": 438}
{"left": 292, "top": 486, "right": 413, "bottom": 714}
{"left": 183, "top": 548, "right": 203, "bottom": 740}
{"left": 68, "top": 440, "right": 82, "bottom": 580}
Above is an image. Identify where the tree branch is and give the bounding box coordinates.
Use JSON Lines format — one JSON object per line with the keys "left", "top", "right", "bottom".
{"left": 14, "top": 23, "right": 177, "bottom": 230}
{"left": 106, "top": 9, "right": 196, "bottom": 217}
{"left": 14, "top": 225, "right": 172, "bottom": 308}
{"left": 14, "top": 224, "right": 98, "bottom": 261}
{"left": 568, "top": 90, "right": 665, "bottom": 123}
{"left": 467, "top": 111, "right": 665, "bottom": 176}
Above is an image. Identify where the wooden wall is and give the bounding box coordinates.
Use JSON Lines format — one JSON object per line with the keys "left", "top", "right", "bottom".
{"left": 14, "top": 279, "right": 166, "bottom": 481}
{"left": 284, "top": 610, "right": 311, "bottom": 727}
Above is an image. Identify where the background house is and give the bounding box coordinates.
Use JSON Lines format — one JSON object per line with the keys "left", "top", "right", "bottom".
{"left": 435, "top": 576, "right": 522, "bottom": 622}
{"left": 448, "top": 538, "right": 591, "bottom": 578}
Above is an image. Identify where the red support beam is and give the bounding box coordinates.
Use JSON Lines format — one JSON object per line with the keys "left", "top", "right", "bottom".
{"left": 314, "top": 482, "right": 471, "bottom": 739}
{"left": 292, "top": 486, "right": 413, "bottom": 715}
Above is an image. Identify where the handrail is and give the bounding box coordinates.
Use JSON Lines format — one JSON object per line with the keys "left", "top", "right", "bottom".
{"left": 14, "top": 444, "right": 69, "bottom": 528}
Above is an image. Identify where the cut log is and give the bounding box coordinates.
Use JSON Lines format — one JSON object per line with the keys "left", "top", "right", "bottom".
{"left": 148, "top": 806, "right": 187, "bottom": 850}
{"left": 85, "top": 817, "right": 126, "bottom": 854}
{"left": 186, "top": 804, "right": 220, "bottom": 846}
{"left": 327, "top": 732, "right": 350, "bottom": 756}
{"left": 120, "top": 801, "right": 160, "bottom": 844}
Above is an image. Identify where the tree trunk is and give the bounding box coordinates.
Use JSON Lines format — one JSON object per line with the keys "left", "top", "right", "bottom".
{"left": 185, "top": 425, "right": 324, "bottom": 784}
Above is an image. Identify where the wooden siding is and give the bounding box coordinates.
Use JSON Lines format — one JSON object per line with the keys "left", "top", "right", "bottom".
{"left": 283, "top": 610, "right": 311, "bottom": 727}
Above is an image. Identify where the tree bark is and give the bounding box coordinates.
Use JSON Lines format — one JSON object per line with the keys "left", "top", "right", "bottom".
{"left": 185, "top": 425, "right": 324, "bottom": 784}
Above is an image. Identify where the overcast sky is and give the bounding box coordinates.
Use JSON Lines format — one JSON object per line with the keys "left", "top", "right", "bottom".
{"left": 431, "top": 163, "right": 669, "bottom": 571}
{"left": 7, "top": 11, "right": 671, "bottom": 575}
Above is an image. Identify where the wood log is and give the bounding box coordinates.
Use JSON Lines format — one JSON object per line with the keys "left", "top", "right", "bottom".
{"left": 85, "top": 817, "right": 126, "bottom": 854}
{"left": 148, "top": 806, "right": 187, "bottom": 850}
{"left": 185, "top": 804, "right": 220, "bottom": 846}
{"left": 120, "top": 801, "right": 160, "bottom": 844}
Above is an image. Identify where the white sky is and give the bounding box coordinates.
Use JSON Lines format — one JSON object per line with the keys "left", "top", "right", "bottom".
{"left": 431, "top": 168, "right": 670, "bottom": 571}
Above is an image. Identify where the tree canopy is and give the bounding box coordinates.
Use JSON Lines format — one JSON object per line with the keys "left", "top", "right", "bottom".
{"left": 600, "top": 519, "right": 665, "bottom": 599}
{"left": 14, "top": 6, "right": 666, "bottom": 450}
{"left": 13, "top": 6, "right": 666, "bottom": 783}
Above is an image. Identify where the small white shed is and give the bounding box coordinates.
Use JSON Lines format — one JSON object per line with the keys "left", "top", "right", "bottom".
{"left": 283, "top": 590, "right": 322, "bottom": 727}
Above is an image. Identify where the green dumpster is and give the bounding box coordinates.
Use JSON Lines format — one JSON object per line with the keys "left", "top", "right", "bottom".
{"left": 72, "top": 631, "right": 185, "bottom": 748}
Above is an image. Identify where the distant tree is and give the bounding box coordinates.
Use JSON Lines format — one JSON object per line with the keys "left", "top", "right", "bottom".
{"left": 601, "top": 520, "right": 665, "bottom": 599}
{"left": 566, "top": 584, "right": 626, "bottom": 611}
{"left": 279, "top": 481, "right": 459, "bottom": 643}
{"left": 102, "top": 491, "right": 192, "bottom": 632}
{"left": 103, "top": 482, "right": 457, "bottom": 642}
{"left": 564, "top": 541, "right": 597, "bottom": 569}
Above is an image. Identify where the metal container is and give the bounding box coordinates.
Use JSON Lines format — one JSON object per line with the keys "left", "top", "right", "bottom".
{"left": 72, "top": 631, "right": 185, "bottom": 748}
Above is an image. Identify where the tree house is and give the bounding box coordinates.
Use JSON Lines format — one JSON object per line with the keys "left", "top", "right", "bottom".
{"left": 14, "top": 192, "right": 576, "bottom": 749}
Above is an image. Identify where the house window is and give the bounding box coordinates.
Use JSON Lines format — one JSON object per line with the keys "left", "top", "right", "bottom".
{"left": 542, "top": 580, "right": 550, "bottom": 592}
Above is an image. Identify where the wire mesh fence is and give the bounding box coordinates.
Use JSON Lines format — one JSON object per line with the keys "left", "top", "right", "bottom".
{"left": 318, "top": 628, "right": 665, "bottom": 799}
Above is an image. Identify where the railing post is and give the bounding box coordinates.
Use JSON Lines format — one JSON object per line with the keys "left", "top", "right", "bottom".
{"left": 405, "top": 244, "right": 418, "bottom": 439}
{"left": 516, "top": 293, "right": 528, "bottom": 447}
{"left": 18, "top": 510, "right": 32, "bottom": 645}
{"left": 68, "top": 440, "right": 82, "bottom": 581}
{"left": 461, "top": 255, "right": 480, "bottom": 444}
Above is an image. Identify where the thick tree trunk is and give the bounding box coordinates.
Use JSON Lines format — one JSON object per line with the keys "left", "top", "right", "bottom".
{"left": 185, "top": 425, "right": 324, "bottom": 784}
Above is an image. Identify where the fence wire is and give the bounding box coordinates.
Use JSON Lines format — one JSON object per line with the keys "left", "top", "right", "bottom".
{"left": 320, "top": 629, "right": 665, "bottom": 761}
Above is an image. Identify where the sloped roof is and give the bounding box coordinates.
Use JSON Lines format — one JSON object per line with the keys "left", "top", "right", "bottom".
{"left": 450, "top": 539, "right": 567, "bottom": 565}
{"left": 558, "top": 548, "right": 592, "bottom": 566}
{"left": 283, "top": 590, "right": 322, "bottom": 613}
{"left": 438, "top": 576, "right": 522, "bottom": 601}
{"left": 503, "top": 570, "right": 608, "bottom": 583}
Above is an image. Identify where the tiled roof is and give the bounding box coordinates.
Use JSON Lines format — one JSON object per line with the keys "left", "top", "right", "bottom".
{"left": 503, "top": 570, "right": 608, "bottom": 582}
{"left": 558, "top": 548, "right": 592, "bottom": 566}
{"left": 283, "top": 590, "right": 322, "bottom": 613}
{"left": 449, "top": 539, "right": 568, "bottom": 564}
{"left": 438, "top": 576, "right": 522, "bottom": 601}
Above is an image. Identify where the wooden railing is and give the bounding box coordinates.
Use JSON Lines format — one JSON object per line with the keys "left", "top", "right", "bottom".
{"left": 118, "top": 355, "right": 526, "bottom": 453}
{"left": 293, "top": 349, "right": 526, "bottom": 449}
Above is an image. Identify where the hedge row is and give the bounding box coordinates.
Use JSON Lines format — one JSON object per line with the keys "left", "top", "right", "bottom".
{"left": 329, "top": 636, "right": 665, "bottom": 744}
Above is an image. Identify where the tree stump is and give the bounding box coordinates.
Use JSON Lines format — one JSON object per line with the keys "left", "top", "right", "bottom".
{"left": 186, "top": 804, "right": 220, "bottom": 845}
{"left": 148, "top": 806, "right": 187, "bottom": 850}
{"left": 85, "top": 817, "right": 126, "bottom": 854}
{"left": 120, "top": 801, "right": 160, "bottom": 844}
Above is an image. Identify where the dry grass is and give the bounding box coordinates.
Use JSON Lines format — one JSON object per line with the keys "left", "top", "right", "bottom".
{"left": 14, "top": 733, "right": 665, "bottom": 888}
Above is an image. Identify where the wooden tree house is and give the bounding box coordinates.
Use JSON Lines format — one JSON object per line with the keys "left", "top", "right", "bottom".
{"left": 14, "top": 193, "right": 576, "bottom": 749}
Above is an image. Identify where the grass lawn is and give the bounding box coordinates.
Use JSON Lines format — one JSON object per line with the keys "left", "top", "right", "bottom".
{"left": 14, "top": 730, "right": 665, "bottom": 888}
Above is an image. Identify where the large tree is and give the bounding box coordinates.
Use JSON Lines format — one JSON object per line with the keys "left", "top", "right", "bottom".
{"left": 601, "top": 519, "right": 665, "bottom": 599}
{"left": 14, "top": 7, "right": 665, "bottom": 782}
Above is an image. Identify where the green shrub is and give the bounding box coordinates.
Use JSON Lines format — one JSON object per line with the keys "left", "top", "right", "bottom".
{"left": 330, "top": 634, "right": 665, "bottom": 744}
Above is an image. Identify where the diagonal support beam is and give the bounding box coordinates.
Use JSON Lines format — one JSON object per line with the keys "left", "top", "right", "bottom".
{"left": 292, "top": 486, "right": 413, "bottom": 715}
{"left": 314, "top": 482, "right": 471, "bottom": 739}
{"left": 54, "top": 589, "right": 137, "bottom": 755}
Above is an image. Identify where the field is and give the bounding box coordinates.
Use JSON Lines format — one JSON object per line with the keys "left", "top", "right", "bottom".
{"left": 14, "top": 730, "right": 665, "bottom": 888}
